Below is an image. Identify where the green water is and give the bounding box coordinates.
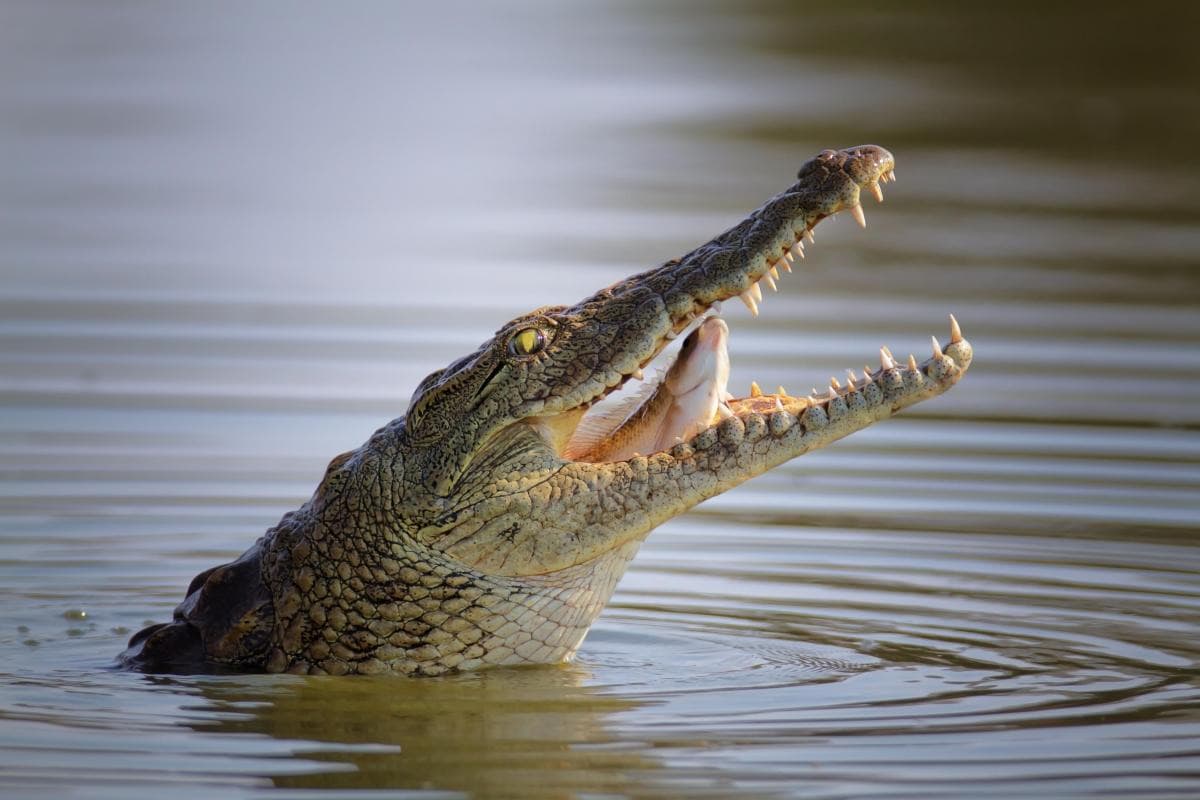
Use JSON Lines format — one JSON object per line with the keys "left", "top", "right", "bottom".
{"left": 1, "top": 2, "right": 1198, "bottom": 798}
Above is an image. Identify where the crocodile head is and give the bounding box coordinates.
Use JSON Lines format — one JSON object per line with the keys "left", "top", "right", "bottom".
{"left": 398, "top": 145, "right": 971, "bottom": 577}
{"left": 122, "top": 145, "right": 973, "bottom": 676}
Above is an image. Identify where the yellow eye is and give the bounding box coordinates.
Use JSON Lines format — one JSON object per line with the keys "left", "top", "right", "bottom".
{"left": 509, "top": 327, "right": 545, "bottom": 356}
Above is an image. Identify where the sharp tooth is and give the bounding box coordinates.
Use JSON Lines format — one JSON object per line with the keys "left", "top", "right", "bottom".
{"left": 776, "top": 385, "right": 787, "bottom": 396}
{"left": 769, "top": 264, "right": 780, "bottom": 280}
{"left": 763, "top": 273, "right": 777, "bottom": 291}
{"left": 864, "top": 364, "right": 874, "bottom": 378}
{"left": 848, "top": 368, "right": 859, "bottom": 383}
{"left": 749, "top": 282, "right": 763, "bottom": 303}
{"left": 780, "top": 257, "right": 793, "bottom": 273}
{"left": 882, "top": 345, "right": 895, "bottom": 360}
{"left": 632, "top": 368, "right": 645, "bottom": 381}
{"left": 750, "top": 381, "right": 763, "bottom": 398}
{"left": 931, "top": 336, "right": 943, "bottom": 357}
{"left": 740, "top": 291, "right": 759, "bottom": 316}
{"left": 830, "top": 376, "right": 841, "bottom": 389}
{"left": 785, "top": 249, "right": 795, "bottom": 263}
{"left": 850, "top": 204, "right": 867, "bottom": 228}
{"left": 888, "top": 169, "right": 897, "bottom": 182}
{"left": 907, "top": 354, "right": 918, "bottom": 371}
{"left": 880, "top": 347, "right": 896, "bottom": 370}
{"left": 716, "top": 402, "right": 734, "bottom": 420}
{"left": 774, "top": 397, "right": 785, "bottom": 412}
{"left": 949, "top": 314, "right": 963, "bottom": 343}
{"left": 869, "top": 182, "right": 884, "bottom": 203}
{"left": 805, "top": 228, "right": 815, "bottom": 243}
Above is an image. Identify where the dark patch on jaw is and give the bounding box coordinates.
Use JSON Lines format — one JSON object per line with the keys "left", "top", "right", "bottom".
{"left": 500, "top": 523, "right": 521, "bottom": 544}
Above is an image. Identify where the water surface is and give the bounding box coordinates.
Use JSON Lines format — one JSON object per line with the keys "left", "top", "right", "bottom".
{"left": 2, "top": 3, "right": 1198, "bottom": 798}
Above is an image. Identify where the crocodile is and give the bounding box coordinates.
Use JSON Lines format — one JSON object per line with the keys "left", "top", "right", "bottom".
{"left": 121, "top": 145, "right": 973, "bottom": 676}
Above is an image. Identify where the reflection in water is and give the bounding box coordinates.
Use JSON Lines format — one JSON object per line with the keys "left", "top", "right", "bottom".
{"left": 190, "top": 667, "right": 653, "bottom": 797}
{"left": 1, "top": 1, "right": 1199, "bottom": 798}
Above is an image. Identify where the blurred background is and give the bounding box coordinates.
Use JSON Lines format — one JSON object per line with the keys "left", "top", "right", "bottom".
{"left": 1, "top": 2, "right": 1198, "bottom": 799}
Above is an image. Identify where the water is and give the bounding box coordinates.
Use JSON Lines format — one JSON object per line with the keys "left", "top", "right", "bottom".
{"left": 2, "top": 2, "right": 1198, "bottom": 798}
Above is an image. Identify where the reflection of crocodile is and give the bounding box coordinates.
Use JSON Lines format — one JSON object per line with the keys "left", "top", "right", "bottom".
{"left": 122, "top": 145, "right": 972, "bottom": 676}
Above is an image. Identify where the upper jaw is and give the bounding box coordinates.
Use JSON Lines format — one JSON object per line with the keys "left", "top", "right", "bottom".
{"left": 661, "top": 144, "right": 896, "bottom": 327}
{"left": 548, "top": 144, "right": 897, "bottom": 432}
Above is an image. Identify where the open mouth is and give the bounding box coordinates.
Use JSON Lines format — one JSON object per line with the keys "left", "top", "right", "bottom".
{"left": 541, "top": 159, "right": 970, "bottom": 464}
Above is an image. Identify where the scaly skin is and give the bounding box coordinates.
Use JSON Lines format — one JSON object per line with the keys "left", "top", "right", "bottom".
{"left": 121, "top": 145, "right": 973, "bottom": 676}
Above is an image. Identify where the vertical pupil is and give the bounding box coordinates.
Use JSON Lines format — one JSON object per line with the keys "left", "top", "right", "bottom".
{"left": 517, "top": 330, "right": 538, "bottom": 353}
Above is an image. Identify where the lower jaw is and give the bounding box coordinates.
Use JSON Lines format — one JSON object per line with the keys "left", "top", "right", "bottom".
{"left": 568, "top": 315, "right": 972, "bottom": 465}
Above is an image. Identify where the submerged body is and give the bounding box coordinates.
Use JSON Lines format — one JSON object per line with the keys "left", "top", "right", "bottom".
{"left": 122, "top": 145, "right": 973, "bottom": 676}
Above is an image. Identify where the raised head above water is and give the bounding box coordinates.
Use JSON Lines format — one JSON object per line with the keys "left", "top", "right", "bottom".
{"left": 122, "top": 145, "right": 973, "bottom": 676}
